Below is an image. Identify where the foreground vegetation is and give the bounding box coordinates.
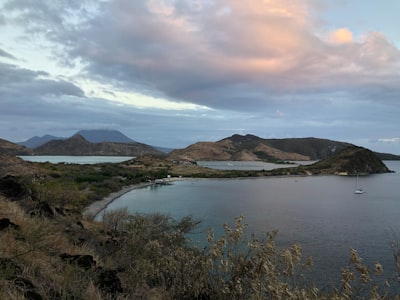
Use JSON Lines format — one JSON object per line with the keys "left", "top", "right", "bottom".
{"left": 0, "top": 153, "right": 398, "bottom": 299}
{"left": 2, "top": 200, "right": 400, "bottom": 299}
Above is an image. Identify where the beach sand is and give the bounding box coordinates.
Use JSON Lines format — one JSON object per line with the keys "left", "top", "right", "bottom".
{"left": 83, "top": 177, "right": 184, "bottom": 218}
{"left": 83, "top": 182, "right": 154, "bottom": 218}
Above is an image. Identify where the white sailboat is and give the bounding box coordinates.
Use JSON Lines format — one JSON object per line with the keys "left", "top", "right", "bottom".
{"left": 354, "top": 175, "right": 365, "bottom": 194}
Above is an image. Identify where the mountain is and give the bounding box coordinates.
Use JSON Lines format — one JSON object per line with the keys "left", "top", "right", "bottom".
{"left": 168, "top": 134, "right": 352, "bottom": 162}
{"left": 34, "top": 134, "right": 165, "bottom": 157}
{"left": 258, "top": 136, "right": 352, "bottom": 160}
{"left": 19, "top": 130, "right": 136, "bottom": 148}
{"left": 18, "top": 130, "right": 173, "bottom": 153}
{"left": 18, "top": 134, "right": 64, "bottom": 148}
{"left": 76, "top": 129, "right": 136, "bottom": 143}
{"left": 303, "top": 146, "right": 391, "bottom": 175}
{"left": 0, "top": 138, "right": 33, "bottom": 155}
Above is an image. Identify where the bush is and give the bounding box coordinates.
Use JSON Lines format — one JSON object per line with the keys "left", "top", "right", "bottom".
{"left": 100, "top": 212, "right": 400, "bottom": 299}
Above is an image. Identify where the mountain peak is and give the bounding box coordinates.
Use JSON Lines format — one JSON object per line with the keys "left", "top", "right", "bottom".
{"left": 76, "top": 129, "right": 136, "bottom": 143}
{"left": 70, "top": 134, "right": 89, "bottom": 142}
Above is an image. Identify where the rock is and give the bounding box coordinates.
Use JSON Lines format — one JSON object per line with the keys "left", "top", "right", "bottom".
{"left": 13, "top": 277, "right": 43, "bottom": 300}
{"left": 0, "top": 218, "right": 20, "bottom": 231}
{"left": 96, "top": 268, "right": 123, "bottom": 295}
{"left": 0, "top": 175, "right": 28, "bottom": 199}
{"left": 28, "top": 202, "right": 55, "bottom": 218}
{"left": 24, "top": 290, "right": 43, "bottom": 300}
{"left": 60, "top": 253, "right": 96, "bottom": 270}
{"left": 0, "top": 257, "right": 22, "bottom": 277}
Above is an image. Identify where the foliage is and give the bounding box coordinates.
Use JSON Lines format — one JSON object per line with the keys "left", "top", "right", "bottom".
{"left": 2, "top": 192, "right": 400, "bottom": 299}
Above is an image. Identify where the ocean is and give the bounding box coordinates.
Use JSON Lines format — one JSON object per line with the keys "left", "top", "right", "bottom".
{"left": 101, "top": 160, "right": 400, "bottom": 289}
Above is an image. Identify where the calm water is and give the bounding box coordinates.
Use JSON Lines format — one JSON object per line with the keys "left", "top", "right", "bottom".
{"left": 197, "top": 160, "right": 316, "bottom": 170}
{"left": 19, "top": 155, "right": 134, "bottom": 164}
{"left": 102, "top": 161, "right": 400, "bottom": 287}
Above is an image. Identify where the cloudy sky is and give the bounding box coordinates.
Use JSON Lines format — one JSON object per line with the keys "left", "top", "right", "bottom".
{"left": 0, "top": 0, "right": 399, "bottom": 154}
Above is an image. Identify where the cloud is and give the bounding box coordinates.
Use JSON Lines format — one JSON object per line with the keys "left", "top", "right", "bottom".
{"left": 0, "top": 63, "right": 84, "bottom": 99}
{"left": 330, "top": 28, "right": 353, "bottom": 44}
{"left": 3, "top": 0, "right": 400, "bottom": 112}
{"left": 0, "top": 0, "right": 400, "bottom": 153}
{"left": 0, "top": 48, "right": 16, "bottom": 60}
{"left": 378, "top": 138, "right": 400, "bottom": 143}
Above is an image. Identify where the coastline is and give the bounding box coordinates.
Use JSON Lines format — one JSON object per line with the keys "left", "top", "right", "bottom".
{"left": 83, "top": 173, "right": 337, "bottom": 219}
{"left": 83, "top": 177, "right": 185, "bottom": 218}
{"left": 83, "top": 182, "right": 155, "bottom": 218}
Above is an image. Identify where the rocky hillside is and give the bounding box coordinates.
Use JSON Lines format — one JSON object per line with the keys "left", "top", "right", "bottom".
{"left": 299, "top": 146, "right": 391, "bottom": 175}
{"left": 259, "top": 136, "right": 352, "bottom": 160}
{"left": 301, "top": 146, "right": 391, "bottom": 175}
{"left": 34, "top": 134, "right": 165, "bottom": 157}
{"left": 0, "top": 138, "right": 33, "bottom": 155}
{"left": 168, "top": 134, "right": 352, "bottom": 162}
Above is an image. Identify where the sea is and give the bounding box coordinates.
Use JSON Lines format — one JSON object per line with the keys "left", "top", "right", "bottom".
{"left": 100, "top": 160, "right": 400, "bottom": 290}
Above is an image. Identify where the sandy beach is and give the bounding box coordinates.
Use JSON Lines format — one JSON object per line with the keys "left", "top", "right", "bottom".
{"left": 83, "top": 177, "right": 185, "bottom": 218}
{"left": 83, "top": 181, "right": 155, "bottom": 218}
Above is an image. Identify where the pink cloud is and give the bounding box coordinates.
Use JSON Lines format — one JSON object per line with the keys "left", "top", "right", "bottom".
{"left": 330, "top": 28, "right": 353, "bottom": 44}
{"left": 59, "top": 0, "right": 400, "bottom": 107}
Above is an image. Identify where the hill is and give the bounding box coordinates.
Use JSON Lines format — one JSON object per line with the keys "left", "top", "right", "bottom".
{"left": 34, "top": 134, "right": 165, "bottom": 157}
{"left": 168, "top": 134, "right": 353, "bottom": 162}
{"left": 18, "top": 134, "right": 63, "bottom": 148}
{"left": 297, "top": 146, "right": 391, "bottom": 175}
{"left": 0, "top": 138, "right": 33, "bottom": 155}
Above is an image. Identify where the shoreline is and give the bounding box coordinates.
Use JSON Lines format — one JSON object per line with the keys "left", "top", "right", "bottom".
{"left": 83, "top": 182, "right": 155, "bottom": 218}
{"left": 83, "top": 177, "right": 185, "bottom": 218}
{"left": 83, "top": 173, "right": 345, "bottom": 219}
{"left": 82, "top": 174, "right": 325, "bottom": 218}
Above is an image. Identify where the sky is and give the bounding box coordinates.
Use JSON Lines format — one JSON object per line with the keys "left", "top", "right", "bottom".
{"left": 0, "top": 0, "right": 399, "bottom": 154}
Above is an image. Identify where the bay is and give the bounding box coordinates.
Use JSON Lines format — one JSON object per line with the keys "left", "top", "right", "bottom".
{"left": 102, "top": 161, "right": 400, "bottom": 288}
{"left": 19, "top": 155, "right": 134, "bottom": 164}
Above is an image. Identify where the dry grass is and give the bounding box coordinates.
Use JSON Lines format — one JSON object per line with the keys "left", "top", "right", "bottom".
{"left": 2, "top": 193, "right": 400, "bottom": 299}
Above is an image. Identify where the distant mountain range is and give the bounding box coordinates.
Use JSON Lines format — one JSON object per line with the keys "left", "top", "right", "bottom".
{"left": 167, "top": 134, "right": 400, "bottom": 161}
{"left": 2, "top": 131, "right": 399, "bottom": 160}
{"left": 32, "top": 134, "right": 165, "bottom": 157}
{"left": 18, "top": 129, "right": 172, "bottom": 153}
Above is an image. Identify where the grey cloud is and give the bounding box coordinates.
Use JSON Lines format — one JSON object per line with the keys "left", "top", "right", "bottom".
{"left": 4, "top": 0, "right": 400, "bottom": 112}
{"left": 0, "top": 48, "right": 16, "bottom": 59}
{"left": 0, "top": 63, "right": 84, "bottom": 100}
{"left": 1, "top": 0, "right": 400, "bottom": 154}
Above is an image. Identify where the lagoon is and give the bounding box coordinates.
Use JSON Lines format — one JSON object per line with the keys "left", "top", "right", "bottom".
{"left": 197, "top": 160, "right": 316, "bottom": 170}
{"left": 101, "top": 161, "right": 400, "bottom": 288}
{"left": 18, "top": 155, "right": 134, "bottom": 164}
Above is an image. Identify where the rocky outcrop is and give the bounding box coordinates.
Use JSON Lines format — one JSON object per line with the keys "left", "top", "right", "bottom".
{"left": 0, "top": 218, "right": 20, "bottom": 231}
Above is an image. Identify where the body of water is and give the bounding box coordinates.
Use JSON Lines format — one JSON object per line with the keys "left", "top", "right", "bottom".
{"left": 197, "top": 160, "right": 316, "bottom": 170}
{"left": 19, "top": 155, "right": 134, "bottom": 164}
{"left": 101, "top": 161, "right": 400, "bottom": 288}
